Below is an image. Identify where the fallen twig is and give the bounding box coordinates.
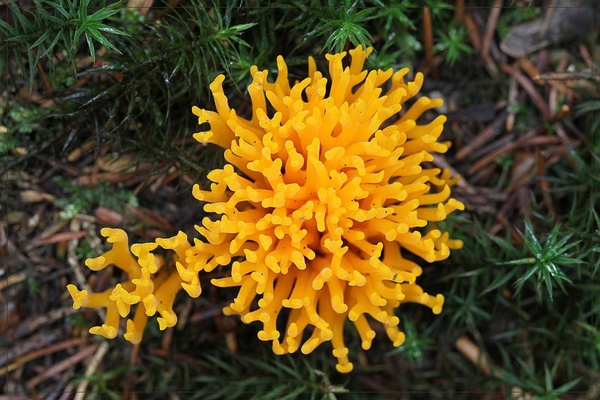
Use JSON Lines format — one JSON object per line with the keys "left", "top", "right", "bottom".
{"left": 467, "top": 130, "right": 562, "bottom": 176}
{"left": 422, "top": 7, "right": 437, "bottom": 79}
{"left": 1, "top": 330, "right": 62, "bottom": 369}
{"left": 456, "top": 110, "right": 508, "bottom": 161}
{"left": 25, "top": 343, "right": 99, "bottom": 389}
{"left": 74, "top": 341, "right": 109, "bottom": 400}
{"left": 502, "top": 63, "right": 551, "bottom": 120}
{"left": 481, "top": 0, "right": 503, "bottom": 64}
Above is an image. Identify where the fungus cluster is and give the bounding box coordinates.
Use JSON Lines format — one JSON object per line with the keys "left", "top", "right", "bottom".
{"left": 67, "top": 46, "right": 463, "bottom": 373}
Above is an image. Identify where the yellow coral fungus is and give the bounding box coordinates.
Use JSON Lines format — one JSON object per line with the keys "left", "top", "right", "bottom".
{"left": 67, "top": 227, "right": 207, "bottom": 343}
{"left": 68, "top": 46, "right": 463, "bottom": 373}
{"left": 190, "top": 45, "right": 464, "bottom": 373}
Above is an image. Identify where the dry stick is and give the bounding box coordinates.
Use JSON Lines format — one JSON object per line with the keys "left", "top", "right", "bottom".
{"left": 540, "top": 0, "right": 556, "bottom": 37}
{"left": 422, "top": 6, "right": 437, "bottom": 79}
{"left": 455, "top": 0, "right": 465, "bottom": 21}
{"left": 31, "top": 230, "right": 88, "bottom": 247}
{"left": 464, "top": 11, "right": 498, "bottom": 76}
{"left": 468, "top": 131, "right": 562, "bottom": 175}
{"left": 554, "top": 124, "right": 579, "bottom": 148}
{"left": 9, "top": 307, "right": 79, "bottom": 341}
{"left": 553, "top": 104, "right": 571, "bottom": 122}
{"left": 534, "top": 49, "right": 550, "bottom": 79}
{"left": 502, "top": 63, "right": 551, "bottom": 120}
{"left": 472, "top": 163, "right": 497, "bottom": 186}
{"left": 144, "top": 173, "right": 165, "bottom": 194}
{"left": 90, "top": 144, "right": 110, "bottom": 177}
{"left": 181, "top": 174, "right": 195, "bottom": 185}
{"left": 147, "top": 348, "right": 209, "bottom": 373}
{"left": 176, "top": 297, "right": 194, "bottom": 332}
{"left": 25, "top": 343, "right": 99, "bottom": 389}
{"left": 519, "top": 58, "right": 574, "bottom": 100}
{"left": 491, "top": 195, "right": 521, "bottom": 241}
{"left": 42, "top": 369, "right": 73, "bottom": 400}
{"left": 473, "top": 133, "right": 515, "bottom": 159}
{"left": 126, "top": 0, "right": 154, "bottom": 16}
{"left": 74, "top": 170, "right": 148, "bottom": 187}
{"left": 541, "top": 69, "right": 600, "bottom": 86}
{"left": 0, "top": 271, "right": 27, "bottom": 291}
{"left": 131, "top": 161, "right": 170, "bottom": 194}
{"left": 579, "top": 43, "right": 594, "bottom": 69}
{"left": 464, "top": 13, "right": 482, "bottom": 51}
{"left": 123, "top": 343, "right": 140, "bottom": 400}
{"left": 24, "top": 219, "right": 69, "bottom": 252}
{"left": 556, "top": 54, "right": 570, "bottom": 76}
{"left": 43, "top": 157, "right": 80, "bottom": 176}
{"left": 25, "top": 52, "right": 53, "bottom": 102}
{"left": 503, "top": 150, "right": 536, "bottom": 194}
{"left": 468, "top": 130, "right": 536, "bottom": 175}
{"left": 357, "top": 375, "right": 398, "bottom": 398}
{"left": 454, "top": 336, "right": 523, "bottom": 396}
{"left": 0, "top": 224, "right": 7, "bottom": 255}
{"left": 58, "top": 384, "right": 77, "bottom": 400}
{"left": 189, "top": 306, "right": 222, "bottom": 323}
{"left": 161, "top": 326, "right": 174, "bottom": 352}
{"left": 454, "top": 335, "right": 520, "bottom": 398}
{"left": 1, "top": 338, "right": 87, "bottom": 376}
{"left": 518, "top": 57, "right": 550, "bottom": 84}
{"left": 456, "top": 110, "right": 508, "bottom": 161}
{"left": 549, "top": 84, "right": 558, "bottom": 119}
{"left": 506, "top": 77, "right": 519, "bottom": 132}
{"left": 67, "top": 140, "right": 96, "bottom": 163}
{"left": 155, "top": 167, "right": 180, "bottom": 189}
{"left": 74, "top": 341, "right": 109, "bottom": 400}
{"left": 481, "top": 0, "right": 503, "bottom": 63}
{"left": 455, "top": 336, "right": 497, "bottom": 377}
{"left": 537, "top": 153, "right": 556, "bottom": 217}
{"left": 126, "top": 204, "right": 177, "bottom": 231}
{"left": 36, "top": 60, "right": 52, "bottom": 92}
{"left": 1, "top": 329, "right": 64, "bottom": 370}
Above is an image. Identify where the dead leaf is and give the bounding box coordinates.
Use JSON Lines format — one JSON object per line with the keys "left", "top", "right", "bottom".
{"left": 20, "top": 190, "right": 56, "bottom": 203}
